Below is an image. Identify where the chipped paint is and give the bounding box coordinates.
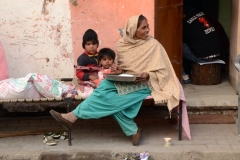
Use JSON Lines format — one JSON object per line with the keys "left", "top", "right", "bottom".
{"left": 42, "top": 0, "right": 56, "bottom": 15}
{"left": 0, "top": 0, "right": 74, "bottom": 78}
{"left": 70, "top": 0, "right": 78, "bottom": 7}
{"left": 0, "top": 0, "right": 154, "bottom": 79}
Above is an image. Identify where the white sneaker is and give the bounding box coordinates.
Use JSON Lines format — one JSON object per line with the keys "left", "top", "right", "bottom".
{"left": 182, "top": 74, "right": 190, "bottom": 84}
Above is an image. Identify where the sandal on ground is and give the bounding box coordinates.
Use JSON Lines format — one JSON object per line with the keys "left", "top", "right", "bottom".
{"left": 43, "top": 136, "right": 57, "bottom": 146}
{"left": 52, "top": 130, "right": 63, "bottom": 139}
{"left": 59, "top": 132, "right": 69, "bottom": 141}
{"left": 52, "top": 131, "right": 69, "bottom": 141}
{"left": 44, "top": 132, "right": 53, "bottom": 137}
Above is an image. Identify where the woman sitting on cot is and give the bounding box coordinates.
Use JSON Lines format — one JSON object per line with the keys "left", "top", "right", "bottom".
{"left": 50, "top": 14, "right": 180, "bottom": 146}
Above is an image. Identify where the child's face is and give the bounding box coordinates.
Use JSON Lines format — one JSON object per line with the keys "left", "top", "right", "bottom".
{"left": 84, "top": 41, "right": 98, "bottom": 54}
{"left": 100, "top": 55, "right": 114, "bottom": 69}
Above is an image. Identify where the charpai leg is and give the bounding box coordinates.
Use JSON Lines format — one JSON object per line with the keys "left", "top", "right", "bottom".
{"left": 179, "top": 100, "right": 182, "bottom": 140}
{"left": 64, "top": 97, "right": 73, "bottom": 146}
{"left": 68, "top": 129, "right": 72, "bottom": 146}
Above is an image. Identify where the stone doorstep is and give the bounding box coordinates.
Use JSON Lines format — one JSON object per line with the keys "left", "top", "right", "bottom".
{"left": 187, "top": 109, "right": 238, "bottom": 116}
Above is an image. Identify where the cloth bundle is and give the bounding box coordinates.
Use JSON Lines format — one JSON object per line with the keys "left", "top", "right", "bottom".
{"left": 0, "top": 73, "right": 73, "bottom": 100}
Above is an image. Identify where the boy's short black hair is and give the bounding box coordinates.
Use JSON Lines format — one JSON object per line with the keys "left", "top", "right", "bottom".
{"left": 98, "top": 48, "right": 116, "bottom": 62}
{"left": 82, "top": 29, "right": 99, "bottom": 49}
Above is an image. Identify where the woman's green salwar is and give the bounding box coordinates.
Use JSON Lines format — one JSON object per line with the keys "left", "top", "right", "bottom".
{"left": 73, "top": 80, "right": 150, "bottom": 136}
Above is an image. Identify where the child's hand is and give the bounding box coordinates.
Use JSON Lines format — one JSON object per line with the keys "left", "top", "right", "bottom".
{"left": 110, "top": 64, "right": 123, "bottom": 74}
{"left": 89, "top": 75, "right": 98, "bottom": 81}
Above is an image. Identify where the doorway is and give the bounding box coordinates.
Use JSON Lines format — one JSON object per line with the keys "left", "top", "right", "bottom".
{"left": 183, "top": 0, "right": 231, "bottom": 82}
{"left": 154, "top": 0, "right": 236, "bottom": 109}
{"left": 154, "top": 0, "right": 232, "bottom": 83}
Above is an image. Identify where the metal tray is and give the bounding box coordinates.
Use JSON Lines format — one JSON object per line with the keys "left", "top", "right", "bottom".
{"left": 105, "top": 74, "right": 137, "bottom": 82}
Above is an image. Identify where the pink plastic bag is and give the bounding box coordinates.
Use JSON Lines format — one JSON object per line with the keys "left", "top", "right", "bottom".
{"left": 0, "top": 42, "right": 9, "bottom": 81}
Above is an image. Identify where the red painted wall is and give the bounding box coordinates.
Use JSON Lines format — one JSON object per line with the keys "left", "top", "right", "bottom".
{"left": 70, "top": 0, "right": 154, "bottom": 64}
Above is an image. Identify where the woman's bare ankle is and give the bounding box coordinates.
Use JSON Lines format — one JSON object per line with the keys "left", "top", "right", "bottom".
{"left": 61, "top": 112, "right": 77, "bottom": 123}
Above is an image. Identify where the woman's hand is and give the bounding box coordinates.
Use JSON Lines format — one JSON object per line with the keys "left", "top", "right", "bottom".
{"left": 135, "top": 72, "right": 149, "bottom": 83}
{"left": 110, "top": 64, "right": 123, "bottom": 74}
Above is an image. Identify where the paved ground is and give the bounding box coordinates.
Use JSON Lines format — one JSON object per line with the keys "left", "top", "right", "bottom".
{"left": 0, "top": 114, "right": 240, "bottom": 160}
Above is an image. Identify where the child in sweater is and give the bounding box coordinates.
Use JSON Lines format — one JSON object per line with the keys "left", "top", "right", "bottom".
{"left": 94, "top": 48, "right": 116, "bottom": 87}
{"left": 80, "top": 48, "right": 116, "bottom": 99}
{"left": 76, "top": 29, "right": 99, "bottom": 91}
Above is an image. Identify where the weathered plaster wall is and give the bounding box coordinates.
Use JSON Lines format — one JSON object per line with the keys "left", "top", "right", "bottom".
{"left": 0, "top": 0, "right": 73, "bottom": 78}
{"left": 70, "top": 0, "right": 154, "bottom": 65}
{"left": 229, "top": 0, "right": 240, "bottom": 92}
